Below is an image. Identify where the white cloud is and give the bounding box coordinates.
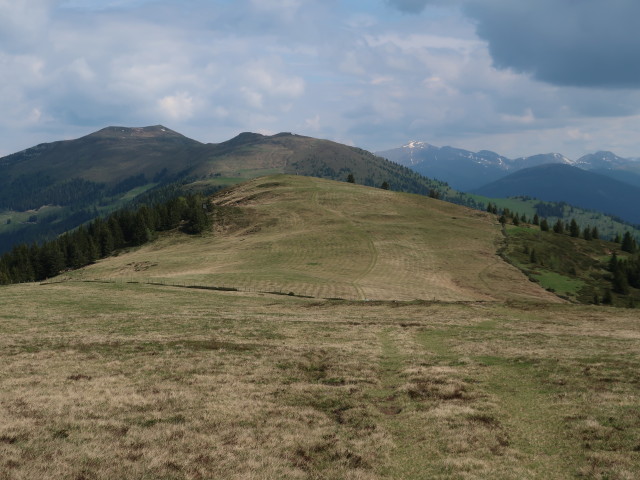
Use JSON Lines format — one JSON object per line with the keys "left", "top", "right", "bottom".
{"left": 0, "top": 0, "right": 639, "bottom": 161}
{"left": 157, "top": 92, "right": 195, "bottom": 121}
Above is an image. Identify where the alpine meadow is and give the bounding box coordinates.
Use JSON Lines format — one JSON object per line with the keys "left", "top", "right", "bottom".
{"left": 2, "top": 174, "right": 640, "bottom": 479}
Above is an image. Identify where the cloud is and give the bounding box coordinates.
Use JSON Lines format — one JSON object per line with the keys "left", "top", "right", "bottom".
{"left": 1, "top": 0, "right": 640, "bottom": 161}
{"left": 385, "top": 0, "right": 431, "bottom": 14}
{"left": 157, "top": 92, "right": 195, "bottom": 121}
{"left": 464, "top": 0, "right": 640, "bottom": 88}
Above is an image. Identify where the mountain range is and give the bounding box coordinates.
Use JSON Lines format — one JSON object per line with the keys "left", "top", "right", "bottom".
{"left": 0, "top": 126, "right": 443, "bottom": 253}
{"left": 376, "top": 142, "right": 640, "bottom": 191}
{"left": 2, "top": 125, "right": 640, "bottom": 256}
{"left": 472, "top": 163, "right": 640, "bottom": 224}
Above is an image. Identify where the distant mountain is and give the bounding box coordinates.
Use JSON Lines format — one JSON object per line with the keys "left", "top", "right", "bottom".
{"left": 0, "top": 126, "right": 445, "bottom": 253}
{"left": 575, "top": 151, "right": 631, "bottom": 170}
{"left": 377, "top": 142, "right": 511, "bottom": 191}
{"left": 377, "top": 143, "right": 640, "bottom": 191}
{"left": 471, "top": 163, "right": 640, "bottom": 225}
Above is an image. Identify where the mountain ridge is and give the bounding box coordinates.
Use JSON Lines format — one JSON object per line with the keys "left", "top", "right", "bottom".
{"left": 376, "top": 142, "right": 640, "bottom": 191}
{"left": 472, "top": 163, "right": 640, "bottom": 225}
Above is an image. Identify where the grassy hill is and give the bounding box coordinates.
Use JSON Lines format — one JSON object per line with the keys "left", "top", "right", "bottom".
{"left": 500, "top": 223, "right": 640, "bottom": 306}
{"left": 0, "top": 127, "right": 445, "bottom": 254}
{"left": 64, "top": 175, "right": 558, "bottom": 303}
{"left": 3, "top": 174, "right": 640, "bottom": 478}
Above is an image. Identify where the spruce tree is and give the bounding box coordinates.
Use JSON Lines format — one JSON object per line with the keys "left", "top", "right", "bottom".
{"left": 540, "top": 218, "right": 549, "bottom": 232}
{"left": 621, "top": 232, "right": 636, "bottom": 253}
{"left": 553, "top": 219, "right": 564, "bottom": 234}
{"left": 533, "top": 213, "right": 540, "bottom": 225}
{"left": 569, "top": 219, "right": 580, "bottom": 238}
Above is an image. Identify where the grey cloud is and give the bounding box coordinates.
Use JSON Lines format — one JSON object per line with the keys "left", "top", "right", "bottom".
{"left": 385, "top": 0, "right": 431, "bottom": 14}
{"left": 464, "top": 0, "right": 640, "bottom": 88}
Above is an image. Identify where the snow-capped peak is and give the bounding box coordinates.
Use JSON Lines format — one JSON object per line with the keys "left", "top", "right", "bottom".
{"left": 403, "top": 140, "right": 429, "bottom": 149}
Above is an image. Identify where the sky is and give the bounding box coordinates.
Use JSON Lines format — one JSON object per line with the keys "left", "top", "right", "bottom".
{"left": 2, "top": 0, "right": 640, "bottom": 160}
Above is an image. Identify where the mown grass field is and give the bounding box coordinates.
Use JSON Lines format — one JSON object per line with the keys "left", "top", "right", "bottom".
{"left": 67, "top": 175, "right": 558, "bottom": 303}
{"left": 2, "top": 176, "right": 639, "bottom": 479}
{"left": 1, "top": 282, "right": 639, "bottom": 479}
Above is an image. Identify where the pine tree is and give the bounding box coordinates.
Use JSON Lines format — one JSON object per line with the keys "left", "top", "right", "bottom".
{"left": 621, "top": 232, "right": 636, "bottom": 253}
{"left": 540, "top": 218, "right": 549, "bottom": 232}
{"left": 583, "top": 226, "right": 592, "bottom": 241}
{"left": 591, "top": 226, "right": 599, "bottom": 240}
{"left": 569, "top": 219, "right": 580, "bottom": 237}
{"left": 347, "top": 173, "right": 355, "bottom": 183}
{"left": 553, "top": 219, "right": 564, "bottom": 234}
{"left": 533, "top": 213, "right": 540, "bottom": 225}
{"left": 380, "top": 181, "right": 390, "bottom": 190}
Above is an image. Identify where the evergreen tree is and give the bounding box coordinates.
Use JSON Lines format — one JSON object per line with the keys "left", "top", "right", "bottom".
{"left": 486, "top": 202, "right": 494, "bottom": 213}
{"left": 613, "top": 268, "right": 630, "bottom": 295}
{"left": 512, "top": 215, "right": 520, "bottom": 226}
{"left": 347, "top": 173, "right": 355, "bottom": 183}
{"left": 621, "top": 232, "right": 636, "bottom": 253}
{"left": 553, "top": 219, "right": 564, "bottom": 234}
{"left": 591, "top": 226, "right": 599, "bottom": 240}
{"left": 569, "top": 219, "right": 580, "bottom": 238}
{"left": 533, "top": 213, "right": 540, "bottom": 225}
{"left": 540, "top": 218, "right": 549, "bottom": 232}
{"left": 380, "top": 181, "right": 390, "bottom": 190}
{"left": 583, "top": 226, "right": 592, "bottom": 241}
{"left": 529, "top": 248, "right": 538, "bottom": 264}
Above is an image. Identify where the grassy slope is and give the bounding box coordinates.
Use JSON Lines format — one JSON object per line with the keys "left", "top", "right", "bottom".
{"left": 1, "top": 282, "right": 639, "bottom": 479}
{"left": 501, "top": 223, "right": 640, "bottom": 306}
{"left": 68, "top": 175, "right": 559, "bottom": 303}
{"left": 2, "top": 176, "right": 639, "bottom": 479}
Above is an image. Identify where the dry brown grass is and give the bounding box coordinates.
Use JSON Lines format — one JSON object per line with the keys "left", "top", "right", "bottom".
{"left": 1, "top": 282, "right": 639, "bottom": 479}
{"left": 67, "top": 175, "right": 559, "bottom": 303}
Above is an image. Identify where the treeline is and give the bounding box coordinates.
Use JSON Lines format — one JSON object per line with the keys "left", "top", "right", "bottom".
{"left": 0, "top": 175, "right": 106, "bottom": 211}
{"left": 487, "top": 202, "right": 615, "bottom": 241}
{"left": 0, "top": 193, "right": 211, "bottom": 284}
{"left": 608, "top": 250, "right": 640, "bottom": 299}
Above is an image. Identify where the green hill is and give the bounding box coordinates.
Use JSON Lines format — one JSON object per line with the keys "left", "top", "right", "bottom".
{"left": 63, "top": 175, "right": 558, "bottom": 303}
{"left": 2, "top": 174, "right": 640, "bottom": 479}
{"left": 0, "top": 127, "right": 444, "bottom": 253}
